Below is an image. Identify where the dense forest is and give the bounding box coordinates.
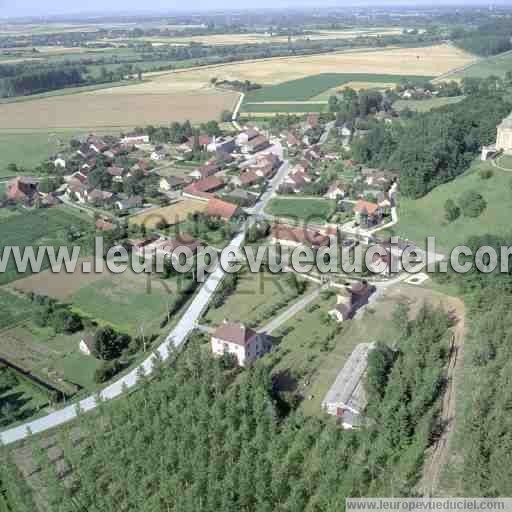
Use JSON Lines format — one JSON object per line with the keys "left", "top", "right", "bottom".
{"left": 351, "top": 86, "right": 511, "bottom": 198}
{"left": 1, "top": 306, "right": 452, "bottom": 511}
{"left": 430, "top": 234, "right": 512, "bottom": 496}
{"left": 0, "top": 67, "right": 85, "bottom": 97}
{"left": 452, "top": 18, "right": 512, "bottom": 56}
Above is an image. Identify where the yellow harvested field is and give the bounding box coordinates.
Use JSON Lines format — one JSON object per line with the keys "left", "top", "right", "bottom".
{"left": 130, "top": 200, "right": 208, "bottom": 229}
{"left": 0, "top": 89, "right": 238, "bottom": 130}
{"left": 99, "top": 44, "right": 474, "bottom": 98}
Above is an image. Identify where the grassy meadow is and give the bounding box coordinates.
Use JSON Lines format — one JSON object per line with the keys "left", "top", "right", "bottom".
{"left": 393, "top": 96, "right": 465, "bottom": 112}
{"left": 396, "top": 160, "right": 512, "bottom": 251}
{"left": 266, "top": 197, "right": 336, "bottom": 223}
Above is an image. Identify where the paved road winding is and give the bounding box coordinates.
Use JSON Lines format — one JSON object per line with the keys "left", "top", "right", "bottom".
{"left": 0, "top": 153, "right": 291, "bottom": 446}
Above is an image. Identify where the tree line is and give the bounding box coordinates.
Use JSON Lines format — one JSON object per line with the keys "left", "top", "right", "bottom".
{"left": 0, "top": 302, "right": 453, "bottom": 511}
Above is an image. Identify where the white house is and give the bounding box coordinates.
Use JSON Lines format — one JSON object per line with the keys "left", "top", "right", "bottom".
{"left": 211, "top": 322, "right": 269, "bottom": 367}
{"left": 79, "top": 336, "right": 94, "bottom": 356}
{"left": 121, "top": 134, "right": 150, "bottom": 145}
{"left": 151, "top": 151, "right": 167, "bottom": 162}
{"left": 324, "top": 182, "right": 346, "bottom": 200}
{"left": 54, "top": 157, "right": 66, "bottom": 169}
{"left": 321, "top": 343, "right": 376, "bottom": 428}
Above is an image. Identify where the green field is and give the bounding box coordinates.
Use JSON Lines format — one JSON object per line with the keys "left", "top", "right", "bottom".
{"left": 242, "top": 103, "right": 327, "bottom": 114}
{"left": 393, "top": 96, "right": 465, "bottom": 112}
{"left": 0, "top": 289, "right": 35, "bottom": 329}
{"left": 495, "top": 154, "right": 512, "bottom": 170}
{"left": 203, "top": 270, "right": 309, "bottom": 328}
{"left": 245, "top": 73, "right": 432, "bottom": 103}
{"left": 396, "top": 160, "right": 512, "bottom": 252}
{"left": 446, "top": 50, "right": 512, "bottom": 80}
{"left": 0, "top": 129, "right": 120, "bottom": 176}
{"left": 266, "top": 197, "right": 336, "bottom": 223}
{"left": 70, "top": 271, "right": 180, "bottom": 335}
{"left": 0, "top": 206, "right": 92, "bottom": 285}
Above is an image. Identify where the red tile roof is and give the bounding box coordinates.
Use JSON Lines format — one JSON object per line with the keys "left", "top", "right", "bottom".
{"left": 207, "top": 198, "right": 239, "bottom": 221}
{"left": 354, "top": 199, "right": 380, "bottom": 216}
{"left": 184, "top": 176, "right": 224, "bottom": 194}
{"left": 213, "top": 322, "right": 258, "bottom": 347}
{"left": 271, "top": 225, "right": 329, "bottom": 248}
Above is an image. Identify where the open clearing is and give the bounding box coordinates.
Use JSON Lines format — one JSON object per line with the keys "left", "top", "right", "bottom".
{"left": 70, "top": 270, "right": 178, "bottom": 335}
{"left": 203, "top": 270, "right": 312, "bottom": 328}
{"left": 130, "top": 199, "right": 208, "bottom": 229}
{"left": 266, "top": 197, "right": 336, "bottom": 223}
{"left": 444, "top": 49, "right": 512, "bottom": 80}
{"left": 396, "top": 160, "right": 512, "bottom": 252}
{"left": 0, "top": 89, "right": 238, "bottom": 130}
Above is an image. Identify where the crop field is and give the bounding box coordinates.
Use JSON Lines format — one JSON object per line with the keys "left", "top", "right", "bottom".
{"left": 130, "top": 199, "right": 209, "bottom": 229}
{"left": 393, "top": 96, "right": 465, "bottom": 112}
{"left": 0, "top": 207, "right": 92, "bottom": 285}
{"left": 203, "top": 270, "right": 311, "bottom": 328}
{"left": 244, "top": 73, "right": 432, "bottom": 103}
{"left": 396, "top": 160, "right": 512, "bottom": 252}
{"left": 266, "top": 197, "right": 336, "bottom": 223}
{"left": 0, "top": 89, "right": 238, "bottom": 130}
{"left": 242, "top": 103, "right": 327, "bottom": 114}
{"left": 70, "top": 270, "right": 179, "bottom": 335}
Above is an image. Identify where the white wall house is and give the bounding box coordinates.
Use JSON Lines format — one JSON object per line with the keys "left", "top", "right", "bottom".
{"left": 211, "top": 322, "right": 269, "bottom": 367}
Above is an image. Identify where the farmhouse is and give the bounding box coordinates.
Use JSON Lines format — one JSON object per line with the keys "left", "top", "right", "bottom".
{"left": 328, "top": 281, "right": 374, "bottom": 323}
{"left": 79, "top": 336, "right": 95, "bottom": 357}
{"left": 159, "top": 176, "right": 186, "bottom": 192}
{"left": 116, "top": 196, "right": 143, "bottom": 211}
{"left": 54, "top": 157, "right": 66, "bottom": 169}
{"left": 321, "top": 342, "right": 376, "bottom": 429}
{"left": 231, "top": 170, "right": 260, "bottom": 188}
{"left": 150, "top": 235, "right": 203, "bottom": 260}
{"left": 189, "top": 162, "right": 221, "bottom": 180}
{"left": 121, "top": 133, "right": 150, "bottom": 145}
{"left": 107, "top": 166, "right": 125, "bottom": 182}
{"left": 354, "top": 199, "right": 383, "bottom": 227}
{"left": 183, "top": 176, "right": 224, "bottom": 200}
{"left": 271, "top": 224, "right": 330, "bottom": 249}
{"left": 324, "top": 182, "right": 346, "bottom": 200}
{"left": 207, "top": 198, "right": 240, "bottom": 221}
{"left": 207, "top": 136, "right": 236, "bottom": 154}
{"left": 6, "top": 176, "right": 39, "bottom": 203}
{"left": 236, "top": 128, "right": 260, "bottom": 146}
{"left": 211, "top": 321, "right": 269, "bottom": 367}
{"left": 496, "top": 112, "right": 512, "bottom": 154}
{"left": 244, "top": 134, "right": 270, "bottom": 154}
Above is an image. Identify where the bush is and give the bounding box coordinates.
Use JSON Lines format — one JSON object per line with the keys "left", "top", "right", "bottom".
{"left": 444, "top": 198, "right": 461, "bottom": 223}
{"left": 458, "top": 190, "right": 487, "bottom": 218}
{"left": 479, "top": 168, "right": 493, "bottom": 180}
{"left": 94, "top": 359, "right": 122, "bottom": 383}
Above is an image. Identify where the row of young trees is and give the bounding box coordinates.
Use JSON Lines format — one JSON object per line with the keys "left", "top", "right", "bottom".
{"left": 0, "top": 302, "right": 453, "bottom": 511}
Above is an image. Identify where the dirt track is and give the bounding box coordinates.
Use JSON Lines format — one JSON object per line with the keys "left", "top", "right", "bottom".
{"left": 418, "top": 297, "right": 465, "bottom": 496}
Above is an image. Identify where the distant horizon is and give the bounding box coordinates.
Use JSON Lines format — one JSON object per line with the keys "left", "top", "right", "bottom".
{"left": 1, "top": 1, "right": 511, "bottom": 22}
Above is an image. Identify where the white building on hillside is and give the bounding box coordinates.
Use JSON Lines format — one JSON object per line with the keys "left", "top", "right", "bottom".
{"left": 211, "top": 321, "right": 270, "bottom": 367}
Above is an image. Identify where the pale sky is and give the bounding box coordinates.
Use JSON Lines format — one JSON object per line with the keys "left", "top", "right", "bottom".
{"left": 0, "top": 0, "right": 505, "bottom": 19}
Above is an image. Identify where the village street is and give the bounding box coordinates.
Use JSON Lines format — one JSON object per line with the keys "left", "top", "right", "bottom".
{"left": 0, "top": 153, "right": 292, "bottom": 446}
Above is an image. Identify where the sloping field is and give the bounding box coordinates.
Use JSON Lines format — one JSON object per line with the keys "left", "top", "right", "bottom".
{"left": 0, "top": 90, "right": 238, "bottom": 130}
{"left": 244, "top": 73, "right": 432, "bottom": 103}
{"left": 443, "top": 50, "right": 512, "bottom": 80}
